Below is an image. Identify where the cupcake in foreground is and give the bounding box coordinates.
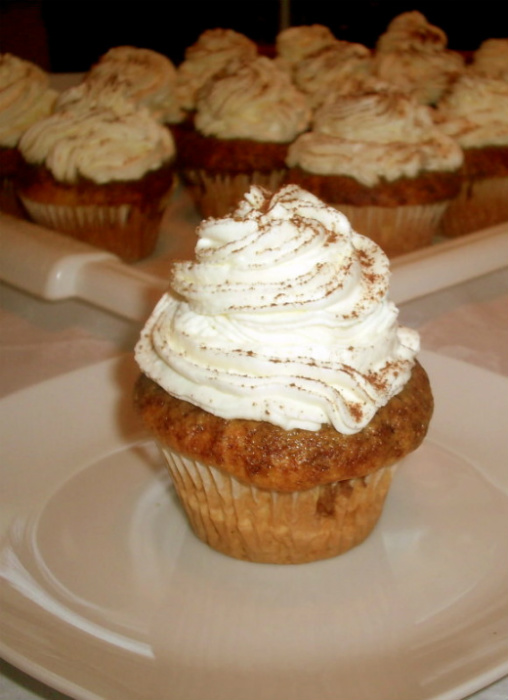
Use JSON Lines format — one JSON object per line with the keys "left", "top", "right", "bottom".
{"left": 286, "top": 87, "right": 463, "bottom": 257}
{"left": 134, "top": 185, "right": 434, "bottom": 564}
{"left": 173, "top": 56, "right": 311, "bottom": 218}
{"left": 16, "top": 98, "right": 176, "bottom": 262}
{"left": 0, "top": 53, "right": 57, "bottom": 216}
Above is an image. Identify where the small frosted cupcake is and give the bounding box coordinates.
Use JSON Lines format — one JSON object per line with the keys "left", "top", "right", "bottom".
{"left": 0, "top": 53, "right": 57, "bottom": 215}
{"left": 55, "top": 46, "right": 185, "bottom": 125}
{"left": 435, "top": 74, "right": 508, "bottom": 237}
{"left": 372, "top": 11, "right": 465, "bottom": 105}
{"left": 173, "top": 56, "right": 311, "bottom": 218}
{"left": 175, "top": 28, "right": 259, "bottom": 113}
{"left": 286, "top": 87, "right": 463, "bottom": 256}
{"left": 17, "top": 98, "right": 176, "bottom": 261}
{"left": 134, "top": 184, "right": 433, "bottom": 564}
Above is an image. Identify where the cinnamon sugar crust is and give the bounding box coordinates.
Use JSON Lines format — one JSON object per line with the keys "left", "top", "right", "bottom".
{"left": 134, "top": 361, "right": 433, "bottom": 492}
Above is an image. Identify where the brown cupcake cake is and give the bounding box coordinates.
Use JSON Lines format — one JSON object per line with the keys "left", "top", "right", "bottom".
{"left": 134, "top": 184, "right": 433, "bottom": 564}
{"left": 286, "top": 86, "right": 463, "bottom": 257}
{"left": 434, "top": 74, "right": 508, "bottom": 237}
{"left": 16, "top": 97, "right": 176, "bottom": 262}
{"left": 173, "top": 56, "right": 311, "bottom": 218}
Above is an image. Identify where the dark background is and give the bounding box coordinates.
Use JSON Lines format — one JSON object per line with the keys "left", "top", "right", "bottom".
{"left": 1, "top": 0, "right": 507, "bottom": 72}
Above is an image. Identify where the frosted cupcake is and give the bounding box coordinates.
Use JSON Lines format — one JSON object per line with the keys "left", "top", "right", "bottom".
{"left": 173, "top": 56, "right": 311, "bottom": 218}
{"left": 0, "top": 53, "right": 57, "bottom": 215}
{"left": 372, "top": 11, "right": 465, "bottom": 105}
{"left": 55, "top": 46, "right": 185, "bottom": 125}
{"left": 134, "top": 184, "right": 433, "bottom": 564}
{"left": 286, "top": 87, "right": 463, "bottom": 256}
{"left": 17, "top": 98, "right": 176, "bottom": 261}
{"left": 435, "top": 74, "right": 508, "bottom": 237}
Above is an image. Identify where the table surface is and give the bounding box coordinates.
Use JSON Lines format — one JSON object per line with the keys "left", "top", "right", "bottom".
{"left": 1, "top": 229, "right": 507, "bottom": 699}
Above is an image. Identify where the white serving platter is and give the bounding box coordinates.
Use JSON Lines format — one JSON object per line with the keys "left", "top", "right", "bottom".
{"left": 1, "top": 350, "right": 507, "bottom": 700}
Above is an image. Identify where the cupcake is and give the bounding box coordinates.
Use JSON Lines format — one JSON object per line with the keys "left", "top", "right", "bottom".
{"left": 134, "top": 184, "right": 434, "bottom": 564}
{"left": 55, "top": 46, "right": 185, "bottom": 125}
{"left": 175, "top": 28, "right": 259, "bottom": 113}
{"left": 372, "top": 11, "right": 465, "bottom": 105}
{"left": 16, "top": 98, "right": 176, "bottom": 262}
{"left": 0, "top": 53, "right": 57, "bottom": 216}
{"left": 434, "top": 74, "right": 508, "bottom": 237}
{"left": 286, "top": 87, "right": 464, "bottom": 257}
{"left": 173, "top": 56, "right": 311, "bottom": 218}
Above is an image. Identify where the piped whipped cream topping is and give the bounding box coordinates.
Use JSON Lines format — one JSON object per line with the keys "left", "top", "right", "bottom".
{"left": 18, "top": 98, "right": 175, "bottom": 184}
{"left": 135, "top": 185, "right": 420, "bottom": 434}
{"left": 176, "top": 29, "right": 258, "bottom": 111}
{"left": 0, "top": 53, "right": 57, "bottom": 148}
{"left": 55, "top": 46, "right": 184, "bottom": 124}
{"left": 287, "top": 90, "right": 463, "bottom": 185}
{"left": 373, "top": 12, "right": 464, "bottom": 105}
{"left": 194, "top": 56, "right": 311, "bottom": 143}
{"left": 434, "top": 75, "right": 508, "bottom": 148}
{"left": 469, "top": 39, "right": 508, "bottom": 81}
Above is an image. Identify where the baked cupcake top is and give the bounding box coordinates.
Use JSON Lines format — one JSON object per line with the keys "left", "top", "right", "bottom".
{"left": 434, "top": 74, "right": 508, "bottom": 148}
{"left": 286, "top": 89, "right": 463, "bottom": 185}
{"left": 372, "top": 11, "right": 464, "bottom": 105}
{"left": 0, "top": 53, "right": 57, "bottom": 148}
{"left": 468, "top": 39, "right": 508, "bottom": 81}
{"left": 135, "top": 184, "right": 419, "bottom": 434}
{"left": 55, "top": 46, "right": 184, "bottom": 124}
{"left": 193, "top": 56, "right": 311, "bottom": 143}
{"left": 291, "top": 41, "right": 374, "bottom": 109}
{"left": 176, "top": 28, "right": 258, "bottom": 111}
{"left": 18, "top": 99, "right": 176, "bottom": 184}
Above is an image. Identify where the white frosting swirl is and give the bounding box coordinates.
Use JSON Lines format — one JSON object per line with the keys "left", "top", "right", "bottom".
{"left": 292, "top": 41, "right": 374, "bottom": 108}
{"left": 18, "top": 99, "right": 175, "bottom": 184}
{"left": 0, "top": 53, "right": 57, "bottom": 148}
{"left": 435, "top": 75, "right": 508, "bottom": 148}
{"left": 135, "top": 185, "right": 420, "bottom": 434}
{"left": 287, "top": 90, "right": 463, "bottom": 185}
{"left": 469, "top": 39, "right": 508, "bottom": 81}
{"left": 194, "top": 56, "right": 311, "bottom": 143}
{"left": 55, "top": 46, "right": 184, "bottom": 124}
{"left": 176, "top": 29, "right": 258, "bottom": 111}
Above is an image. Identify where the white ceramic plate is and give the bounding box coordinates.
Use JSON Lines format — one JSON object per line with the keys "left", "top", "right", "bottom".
{"left": 1, "top": 351, "right": 507, "bottom": 700}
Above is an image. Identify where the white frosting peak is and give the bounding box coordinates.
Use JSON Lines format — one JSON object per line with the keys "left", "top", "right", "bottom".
{"left": 135, "top": 185, "right": 420, "bottom": 434}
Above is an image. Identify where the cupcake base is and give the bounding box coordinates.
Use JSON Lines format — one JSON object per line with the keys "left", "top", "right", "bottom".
{"left": 161, "top": 446, "right": 396, "bottom": 564}
{"left": 182, "top": 168, "right": 286, "bottom": 219}
{"left": 17, "top": 163, "right": 176, "bottom": 262}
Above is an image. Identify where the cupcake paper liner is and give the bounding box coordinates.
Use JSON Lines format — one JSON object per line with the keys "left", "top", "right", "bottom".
{"left": 181, "top": 169, "right": 287, "bottom": 219}
{"left": 160, "top": 445, "right": 396, "bottom": 564}
{"left": 439, "top": 176, "right": 508, "bottom": 238}
{"left": 334, "top": 201, "right": 449, "bottom": 257}
{"left": 18, "top": 194, "right": 169, "bottom": 262}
